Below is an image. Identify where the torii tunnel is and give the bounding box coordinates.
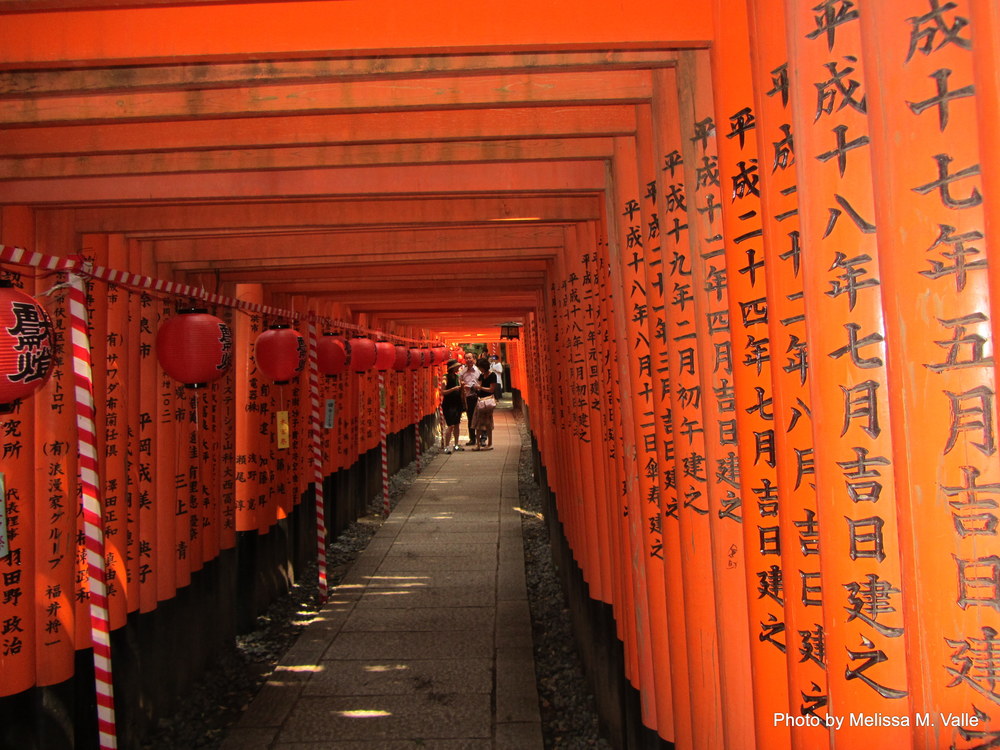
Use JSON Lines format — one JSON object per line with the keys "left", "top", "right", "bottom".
{"left": 1, "top": 1, "right": 999, "bottom": 748}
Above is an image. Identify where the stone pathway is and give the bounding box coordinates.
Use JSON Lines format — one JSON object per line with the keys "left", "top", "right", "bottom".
{"left": 221, "top": 404, "right": 543, "bottom": 749}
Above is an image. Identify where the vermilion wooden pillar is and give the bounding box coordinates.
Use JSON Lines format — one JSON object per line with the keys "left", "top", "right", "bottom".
{"left": 234, "top": 285, "right": 264, "bottom": 537}
{"left": 592, "top": 217, "right": 643, "bottom": 703}
{"left": 83, "top": 233, "right": 129, "bottom": 634}
{"left": 573, "top": 222, "right": 615, "bottom": 607}
{"left": 33, "top": 214, "right": 81, "bottom": 684}
{"left": 636, "top": 103, "right": 694, "bottom": 747}
{"left": 860, "top": 1, "right": 999, "bottom": 746}
{"left": 559, "top": 226, "right": 606, "bottom": 602}
{"left": 676, "top": 48, "right": 759, "bottom": 750}
{"left": 607, "top": 135, "right": 674, "bottom": 737}
{"left": 130, "top": 239, "right": 159, "bottom": 614}
{"left": 0, "top": 207, "right": 38, "bottom": 697}
{"left": 648, "top": 77, "right": 722, "bottom": 747}
{"left": 746, "top": 1, "right": 829, "bottom": 746}
{"left": 788, "top": 3, "right": 914, "bottom": 745}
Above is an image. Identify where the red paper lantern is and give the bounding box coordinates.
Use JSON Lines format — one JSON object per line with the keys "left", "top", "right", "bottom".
{"left": 0, "top": 281, "right": 54, "bottom": 412}
{"left": 317, "top": 334, "right": 349, "bottom": 376}
{"left": 155, "top": 308, "right": 233, "bottom": 388}
{"left": 373, "top": 341, "right": 397, "bottom": 371}
{"left": 392, "top": 345, "right": 409, "bottom": 371}
{"left": 431, "top": 346, "right": 448, "bottom": 365}
{"left": 348, "top": 337, "right": 378, "bottom": 372}
{"left": 255, "top": 324, "right": 305, "bottom": 384}
{"left": 407, "top": 348, "right": 424, "bottom": 370}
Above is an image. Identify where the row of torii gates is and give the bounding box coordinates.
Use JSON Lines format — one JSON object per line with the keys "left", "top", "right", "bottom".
{"left": 1, "top": 1, "right": 999, "bottom": 749}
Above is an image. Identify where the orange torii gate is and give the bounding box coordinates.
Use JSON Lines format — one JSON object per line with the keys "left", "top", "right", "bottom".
{"left": 1, "top": 1, "right": 999, "bottom": 748}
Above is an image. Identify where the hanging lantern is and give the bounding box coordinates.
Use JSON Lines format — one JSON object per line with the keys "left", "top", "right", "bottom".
{"left": 255, "top": 324, "right": 305, "bottom": 384}
{"left": 317, "top": 334, "right": 350, "bottom": 376}
{"left": 407, "top": 348, "right": 424, "bottom": 370}
{"left": 431, "top": 346, "right": 448, "bottom": 365}
{"left": 349, "top": 337, "right": 378, "bottom": 372}
{"left": 156, "top": 308, "right": 233, "bottom": 389}
{"left": 0, "top": 280, "right": 54, "bottom": 413}
{"left": 390, "top": 345, "right": 409, "bottom": 371}
{"left": 499, "top": 322, "right": 522, "bottom": 340}
{"left": 373, "top": 341, "right": 397, "bottom": 371}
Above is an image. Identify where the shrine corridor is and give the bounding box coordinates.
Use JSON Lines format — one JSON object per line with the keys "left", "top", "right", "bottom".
{"left": 3, "top": 2, "right": 1000, "bottom": 749}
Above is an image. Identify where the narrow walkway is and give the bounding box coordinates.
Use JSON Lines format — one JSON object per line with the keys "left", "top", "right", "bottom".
{"left": 222, "top": 402, "right": 544, "bottom": 749}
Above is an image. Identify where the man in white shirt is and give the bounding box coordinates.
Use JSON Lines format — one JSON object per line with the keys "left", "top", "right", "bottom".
{"left": 458, "top": 351, "right": 481, "bottom": 445}
{"left": 489, "top": 355, "right": 504, "bottom": 399}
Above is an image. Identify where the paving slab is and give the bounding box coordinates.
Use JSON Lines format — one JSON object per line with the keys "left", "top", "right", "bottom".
{"left": 304, "top": 658, "right": 493, "bottom": 696}
{"left": 277, "top": 694, "right": 492, "bottom": 743}
{"left": 341, "top": 605, "right": 494, "bottom": 633}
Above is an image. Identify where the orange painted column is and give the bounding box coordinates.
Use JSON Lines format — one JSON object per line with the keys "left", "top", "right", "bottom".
{"left": 355, "top": 315, "right": 378, "bottom": 461}
{"left": 788, "top": 3, "right": 914, "bottom": 744}
{"left": 549, "top": 237, "right": 595, "bottom": 588}
{"left": 233, "top": 288, "right": 264, "bottom": 536}
{"left": 675, "top": 49, "right": 758, "bottom": 750}
{"left": 130, "top": 240, "right": 160, "bottom": 614}
{"left": 606, "top": 138, "right": 672, "bottom": 737}
{"left": 33, "top": 216, "right": 79, "bottom": 685}
{"left": 539, "top": 264, "right": 572, "bottom": 564}
{"left": 636, "top": 102, "right": 695, "bottom": 748}
{"left": 26, "top": 217, "right": 80, "bottom": 685}
{"left": 0, "top": 207, "right": 39, "bottom": 697}
{"left": 106, "top": 235, "right": 145, "bottom": 610}
{"left": 971, "top": 0, "right": 1000, "bottom": 356}
{"left": 650, "top": 68, "right": 726, "bottom": 750}
{"left": 154, "top": 291, "right": 185, "bottom": 594}
{"left": 710, "top": 0, "right": 794, "bottom": 739}
{"left": 588, "top": 220, "right": 638, "bottom": 672}
{"left": 572, "top": 222, "right": 615, "bottom": 606}
{"left": 595, "top": 217, "right": 642, "bottom": 668}
{"left": 745, "top": 1, "right": 830, "bottom": 745}
{"left": 83, "top": 234, "right": 128, "bottom": 631}
{"left": 860, "top": 1, "right": 999, "bottom": 746}
{"left": 567, "top": 229, "right": 608, "bottom": 602}
{"left": 217, "top": 299, "right": 238, "bottom": 551}
{"left": 577, "top": 219, "right": 633, "bottom": 669}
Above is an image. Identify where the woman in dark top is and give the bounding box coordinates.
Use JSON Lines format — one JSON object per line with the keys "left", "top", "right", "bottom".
{"left": 441, "top": 360, "right": 464, "bottom": 454}
{"left": 472, "top": 356, "right": 498, "bottom": 450}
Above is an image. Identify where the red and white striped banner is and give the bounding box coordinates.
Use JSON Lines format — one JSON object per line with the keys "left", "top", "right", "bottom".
{"left": 306, "top": 318, "right": 328, "bottom": 604}
{"left": 0, "top": 244, "right": 440, "bottom": 346}
{"left": 413, "top": 372, "right": 421, "bottom": 474}
{"left": 68, "top": 273, "right": 118, "bottom": 750}
{"left": 378, "top": 371, "right": 390, "bottom": 517}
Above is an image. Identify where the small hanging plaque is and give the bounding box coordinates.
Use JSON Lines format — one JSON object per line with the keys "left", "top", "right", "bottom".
{"left": 276, "top": 410, "right": 290, "bottom": 449}
{"left": 0, "top": 473, "right": 8, "bottom": 560}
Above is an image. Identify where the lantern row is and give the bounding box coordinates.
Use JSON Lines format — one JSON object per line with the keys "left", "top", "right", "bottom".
{"left": 0, "top": 243, "right": 443, "bottom": 346}
{"left": 0, "top": 293, "right": 450, "bottom": 412}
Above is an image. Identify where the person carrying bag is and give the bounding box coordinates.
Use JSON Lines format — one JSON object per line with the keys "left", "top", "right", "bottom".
{"left": 471, "top": 355, "right": 498, "bottom": 450}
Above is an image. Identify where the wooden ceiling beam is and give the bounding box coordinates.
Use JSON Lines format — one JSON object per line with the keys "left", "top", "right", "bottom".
{"left": 0, "top": 69, "right": 653, "bottom": 126}
{"left": 0, "top": 136, "right": 615, "bottom": 180}
{"left": 268, "top": 271, "right": 547, "bottom": 288}
{"left": 150, "top": 224, "right": 567, "bottom": 262}
{"left": 203, "top": 259, "right": 552, "bottom": 283}
{"left": 0, "top": 106, "right": 636, "bottom": 157}
{"left": 0, "top": 160, "right": 607, "bottom": 204}
{"left": 1, "top": 50, "right": 676, "bottom": 96}
{"left": 61, "top": 195, "right": 602, "bottom": 233}
{"left": 0, "top": 1, "right": 711, "bottom": 68}
{"left": 172, "top": 248, "right": 560, "bottom": 273}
